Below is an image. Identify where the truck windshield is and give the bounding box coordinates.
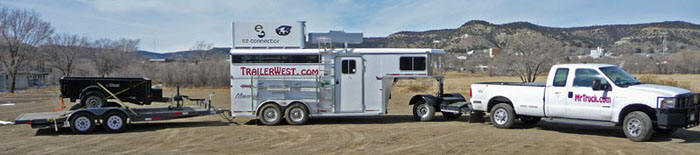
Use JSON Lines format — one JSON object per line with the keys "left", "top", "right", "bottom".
{"left": 599, "top": 66, "right": 641, "bottom": 87}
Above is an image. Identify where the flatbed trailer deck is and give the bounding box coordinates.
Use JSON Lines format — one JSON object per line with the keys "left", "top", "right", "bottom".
{"left": 15, "top": 105, "right": 227, "bottom": 133}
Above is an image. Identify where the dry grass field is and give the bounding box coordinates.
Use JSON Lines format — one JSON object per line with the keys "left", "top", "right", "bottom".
{"left": 2, "top": 74, "right": 700, "bottom": 154}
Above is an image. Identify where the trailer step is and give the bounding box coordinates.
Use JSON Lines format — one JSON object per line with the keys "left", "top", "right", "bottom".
{"left": 440, "top": 102, "right": 471, "bottom": 114}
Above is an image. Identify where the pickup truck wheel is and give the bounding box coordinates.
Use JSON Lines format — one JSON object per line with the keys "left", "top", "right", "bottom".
{"left": 285, "top": 104, "right": 309, "bottom": 125}
{"left": 102, "top": 111, "right": 128, "bottom": 133}
{"left": 490, "top": 103, "right": 515, "bottom": 128}
{"left": 520, "top": 116, "right": 541, "bottom": 125}
{"left": 623, "top": 111, "right": 655, "bottom": 141}
{"left": 443, "top": 112, "right": 462, "bottom": 120}
{"left": 80, "top": 91, "right": 105, "bottom": 109}
{"left": 259, "top": 104, "right": 282, "bottom": 125}
{"left": 412, "top": 100, "right": 435, "bottom": 121}
{"left": 70, "top": 112, "right": 95, "bottom": 134}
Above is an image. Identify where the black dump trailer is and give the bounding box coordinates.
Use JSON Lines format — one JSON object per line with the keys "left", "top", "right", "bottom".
{"left": 60, "top": 77, "right": 163, "bottom": 108}
{"left": 14, "top": 77, "right": 228, "bottom": 134}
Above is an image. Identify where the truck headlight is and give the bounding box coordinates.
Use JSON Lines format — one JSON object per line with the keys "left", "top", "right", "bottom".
{"left": 660, "top": 98, "right": 676, "bottom": 109}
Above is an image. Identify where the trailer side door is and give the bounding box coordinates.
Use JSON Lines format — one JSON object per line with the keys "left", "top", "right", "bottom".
{"left": 336, "top": 57, "right": 364, "bottom": 112}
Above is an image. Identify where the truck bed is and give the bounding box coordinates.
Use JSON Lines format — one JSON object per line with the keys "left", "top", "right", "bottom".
{"left": 475, "top": 82, "right": 545, "bottom": 87}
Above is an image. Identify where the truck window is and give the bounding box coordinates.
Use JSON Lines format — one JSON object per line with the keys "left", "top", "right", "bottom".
{"left": 400, "top": 57, "right": 426, "bottom": 71}
{"left": 553, "top": 68, "right": 569, "bottom": 87}
{"left": 573, "top": 69, "right": 608, "bottom": 87}
{"left": 342, "top": 60, "right": 356, "bottom": 74}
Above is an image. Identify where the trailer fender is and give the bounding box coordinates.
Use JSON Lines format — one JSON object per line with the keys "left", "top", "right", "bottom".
{"left": 441, "top": 93, "right": 466, "bottom": 103}
{"left": 409, "top": 94, "right": 440, "bottom": 107}
{"left": 79, "top": 85, "right": 104, "bottom": 99}
{"left": 66, "top": 108, "right": 131, "bottom": 121}
{"left": 254, "top": 101, "right": 281, "bottom": 116}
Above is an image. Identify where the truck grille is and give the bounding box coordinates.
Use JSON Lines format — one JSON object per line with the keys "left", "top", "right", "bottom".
{"left": 676, "top": 93, "right": 700, "bottom": 108}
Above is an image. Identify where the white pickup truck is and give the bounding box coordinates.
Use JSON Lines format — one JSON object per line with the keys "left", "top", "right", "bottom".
{"left": 469, "top": 64, "right": 699, "bottom": 141}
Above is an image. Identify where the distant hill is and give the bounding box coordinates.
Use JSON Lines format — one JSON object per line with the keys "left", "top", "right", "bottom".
{"left": 138, "top": 47, "right": 230, "bottom": 59}
{"left": 357, "top": 20, "right": 700, "bottom": 55}
{"left": 138, "top": 21, "right": 700, "bottom": 58}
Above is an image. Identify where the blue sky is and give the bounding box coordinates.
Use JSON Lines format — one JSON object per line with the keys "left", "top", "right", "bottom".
{"left": 2, "top": 0, "right": 698, "bottom": 53}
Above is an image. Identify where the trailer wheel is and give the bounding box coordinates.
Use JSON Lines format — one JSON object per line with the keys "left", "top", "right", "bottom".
{"left": 285, "top": 104, "right": 309, "bottom": 125}
{"left": 70, "top": 112, "right": 95, "bottom": 134}
{"left": 623, "top": 111, "right": 654, "bottom": 141}
{"left": 259, "top": 104, "right": 282, "bottom": 125}
{"left": 520, "top": 116, "right": 541, "bottom": 125}
{"left": 102, "top": 111, "right": 127, "bottom": 133}
{"left": 490, "top": 103, "right": 514, "bottom": 128}
{"left": 412, "top": 100, "right": 435, "bottom": 121}
{"left": 443, "top": 112, "right": 462, "bottom": 120}
{"left": 81, "top": 91, "right": 105, "bottom": 109}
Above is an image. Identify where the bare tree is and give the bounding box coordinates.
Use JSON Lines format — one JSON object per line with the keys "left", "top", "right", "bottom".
{"left": 492, "top": 32, "right": 564, "bottom": 82}
{"left": 90, "top": 38, "right": 140, "bottom": 77}
{"left": 190, "top": 40, "right": 214, "bottom": 63}
{"left": 41, "top": 33, "right": 88, "bottom": 76}
{"left": 0, "top": 8, "right": 54, "bottom": 93}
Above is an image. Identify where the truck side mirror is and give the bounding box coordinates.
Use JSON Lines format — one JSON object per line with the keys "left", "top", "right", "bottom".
{"left": 592, "top": 79, "right": 611, "bottom": 91}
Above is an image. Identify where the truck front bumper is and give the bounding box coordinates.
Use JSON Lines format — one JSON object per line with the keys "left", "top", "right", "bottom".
{"left": 656, "top": 93, "right": 700, "bottom": 129}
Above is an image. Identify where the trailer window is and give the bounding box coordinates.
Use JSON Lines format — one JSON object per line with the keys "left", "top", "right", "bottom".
{"left": 231, "top": 55, "right": 319, "bottom": 63}
{"left": 553, "top": 68, "right": 569, "bottom": 87}
{"left": 342, "top": 60, "right": 356, "bottom": 74}
{"left": 399, "top": 57, "right": 426, "bottom": 71}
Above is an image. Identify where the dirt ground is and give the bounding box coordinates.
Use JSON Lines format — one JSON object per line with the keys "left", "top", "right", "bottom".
{"left": 3, "top": 75, "right": 700, "bottom": 154}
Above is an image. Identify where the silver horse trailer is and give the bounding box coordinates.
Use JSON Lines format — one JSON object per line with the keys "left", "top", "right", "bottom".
{"left": 229, "top": 48, "right": 469, "bottom": 125}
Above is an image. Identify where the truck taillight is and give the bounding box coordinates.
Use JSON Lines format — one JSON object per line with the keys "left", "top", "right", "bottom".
{"left": 469, "top": 87, "right": 472, "bottom": 97}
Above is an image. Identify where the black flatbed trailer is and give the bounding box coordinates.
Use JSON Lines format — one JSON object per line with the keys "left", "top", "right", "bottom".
{"left": 15, "top": 105, "right": 226, "bottom": 132}
{"left": 15, "top": 77, "right": 229, "bottom": 134}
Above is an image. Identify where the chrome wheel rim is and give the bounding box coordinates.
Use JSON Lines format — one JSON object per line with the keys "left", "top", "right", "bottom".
{"left": 263, "top": 108, "right": 279, "bottom": 122}
{"left": 107, "top": 115, "right": 123, "bottom": 130}
{"left": 627, "top": 118, "right": 642, "bottom": 137}
{"left": 86, "top": 97, "right": 102, "bottom": 109}
{"left": 290, "top": 108, "right": 305, "bottom": 122}
{"left": 494, "top": 108, "right": 508, "bottom": 125}
{"left": 416, "top": 104, "right": 428, "bottom": 118}
{"left": 74, "top": 116, "right": 91, "bottom": 131}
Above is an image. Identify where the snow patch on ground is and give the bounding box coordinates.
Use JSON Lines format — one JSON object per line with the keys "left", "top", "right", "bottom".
{"left": 0, "top": 120, "right": 14, "bottom": 125}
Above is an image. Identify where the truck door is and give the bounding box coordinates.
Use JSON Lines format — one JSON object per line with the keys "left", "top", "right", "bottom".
{"left": 545, "top": 68, "right": 570, "bottom": 117}
{"left": 566, "top": 68, "right": 613, "bottom": 120}
{"left": 335, "top": 57, "right": 364, "bottom": 112}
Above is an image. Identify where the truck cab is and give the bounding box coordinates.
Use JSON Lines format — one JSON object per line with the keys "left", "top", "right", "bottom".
{"left": 470, "top": 64, "right": 700, "bottom": 141}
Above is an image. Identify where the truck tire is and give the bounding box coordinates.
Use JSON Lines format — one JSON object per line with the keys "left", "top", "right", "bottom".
{"left": 520, "top": 116, "right": 541, "bottom": 125}
{"left": 70, "top": 112, "right": 95, "bottom": 134}
{"left": 102, "top": 111, "right": 128, "bottom": 133}
{"left": 443, "top": 112, "right": 462, "bottom": 120}
{"left": 412, "top": 100, "right": 435, "bottom": 121}
{"left": 490, "top": 103, "right": 515, "bottom": 128}
{"left": 81, "top": 91, "right": 105, "bottom": 109}
{"left": 285, "top": 104, "right": 309, "bottom": 125}
{"left": 623, "top": 111, "right": 655, "bottom": 141}
{"left": 654, "top": 127, "right": 678, "bottom": 135}
{"left": 259, "top": 104, "right": 282, "bottom": 125}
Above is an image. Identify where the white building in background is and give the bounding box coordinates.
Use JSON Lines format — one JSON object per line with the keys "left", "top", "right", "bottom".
{"left": 589, "top": 46, "right": 606, "bottom": 58}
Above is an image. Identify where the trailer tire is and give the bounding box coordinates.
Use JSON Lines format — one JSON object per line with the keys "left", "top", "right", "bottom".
{"left": 623, "top": 111, "right": 655, "bottom": 142}
{"left": 259, "top": 104, "right": 282, "bottom": 125}
{"left": 490, "top": 103, "right": 515, "bottom": 128}
{"left": 102, "top": 111, "right": 127, "bottom": 133}
{"left": 520, "top": 116, "right": 541, "bottom": 125}
{"left": 285, "top": 104, "right": 309, "bottom": 125}
{"left": 412, "top": 100, "right": 435, "bottom": 121}
{"left": 70, "top": 112, "right": 95, "bottom": 134}
{"left": 443, "top": 112, "right": 462, "bottom": 120}
{"left": 80, "top": 91, "right": 105, "bottom": 109}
